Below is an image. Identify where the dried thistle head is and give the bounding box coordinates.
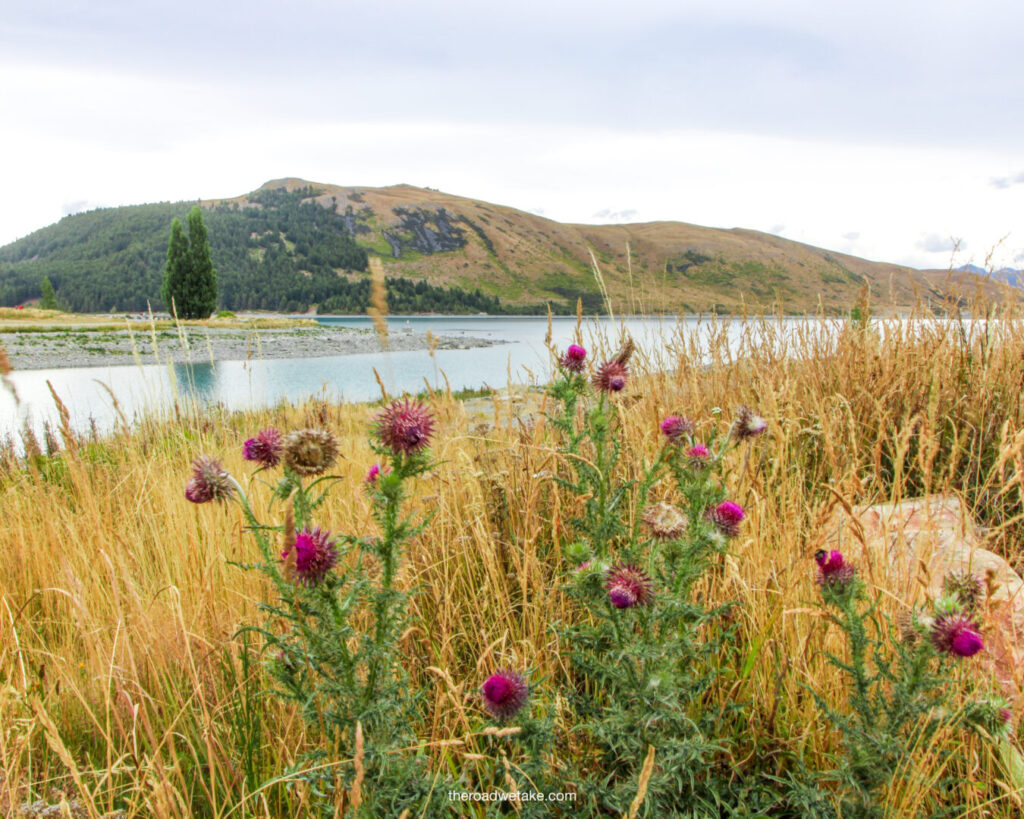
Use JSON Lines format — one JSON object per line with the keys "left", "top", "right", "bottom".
{"left": 184, "top": 456, "right": 234, "bottom": 504}
{"left": 283, "top": 428, "right": 340, "bottom": 476}
{"left": 942, "top": 569, "right": 984, "bottom": 612}
{"left": 642, "top": 502, "right": 688, "bottom": 539}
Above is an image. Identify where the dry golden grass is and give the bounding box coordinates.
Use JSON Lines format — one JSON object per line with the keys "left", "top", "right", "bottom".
{"left": 3, "top": 305, "right": 1024, "bottom": 815}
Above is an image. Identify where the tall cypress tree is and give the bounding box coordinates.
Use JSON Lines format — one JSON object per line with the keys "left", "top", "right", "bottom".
{"left": 186, "top": 205, "right": 217, "bottom": 319}
{"left": 160, "top": 207, "right": 218, "bottom": 319}
{"left": 161, "top": 217, "right": 190, "bottom": 317}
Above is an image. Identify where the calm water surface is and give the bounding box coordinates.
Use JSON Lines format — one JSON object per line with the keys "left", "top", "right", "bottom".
{"left": 0, "top": 315, "right": 796, "bottom": 440}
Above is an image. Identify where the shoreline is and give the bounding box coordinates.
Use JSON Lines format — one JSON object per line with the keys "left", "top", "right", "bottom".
{"left": 1, "top": 324, "right": 505, "bottom": 371}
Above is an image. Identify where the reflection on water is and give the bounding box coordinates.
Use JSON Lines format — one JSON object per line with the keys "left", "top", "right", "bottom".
{"left": 173, "top": 361, "right": 218, "bottom": 402}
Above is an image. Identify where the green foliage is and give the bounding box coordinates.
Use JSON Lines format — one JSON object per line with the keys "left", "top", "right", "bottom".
{"left": 161, "top": 217, "right": 191, "bottom": 317}
{"left": 545, "top": 353, "right": 753, "bottom": 814}
{"left": 223, "top": 423, "right": 452, "bottom": 815}
{"left": 185, "top": 205, "right": 218, "bottom": 319}
{"left": 39, "top": 275, "right": 57, "bottom": 310}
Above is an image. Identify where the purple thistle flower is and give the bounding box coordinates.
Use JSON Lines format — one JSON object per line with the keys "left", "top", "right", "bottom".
{"left": 592, "top": 360, "right": 629, "bottom": 393}
{"left": 931, "top": 613, "right": 984, "bottom": 658}
{"left": 284, "top": 525, "right": 338, "bottom": 586}
{"left": 374, "top": 398, "right": 436, "bottom": 455}
{"left": 560, "top": 344, "right": 587, "bottom": 373}
{"left": 660, "top": 415, "right": 694, "bottom": 443}
{"left": 815, "top": 549, "right": 856, "bottom": 590}
{"left": 243, "top": 428, "right": 284, "bottom": 467}
{"left": 733, "top": 406, "right": 768, "bottom": 441}
{"left": 685, "top": 444, "right": 713, "bottom": 469}
{"left": 184, "top": 455, "right": 234, "bottom": 504}
{"left": 706, "top": 500, "right": 745, "bottom": 537}
{"left": 605, "top": 563, "right": 654, "bottom": 609}
{"left": 365, "top": 462, "right": 391, "bottom": 485}
{"left": 481, "top": 669, "right": 529, "bottom": 721}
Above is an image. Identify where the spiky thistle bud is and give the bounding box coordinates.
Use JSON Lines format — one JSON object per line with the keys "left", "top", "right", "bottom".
{"left": 242, "top": 428, "right": 284, "bottom": 467}
{"left": 942, "top": 569, "right": 984, "bottom": 613}
{"left": 374, "top": 398, "right": 436, "bottom": 455}
{"left": 481, "top": 669, "right": 529, "bottom": 721}
{"left": 560, "top": 344, "right": 587, "bottom": 372}
{"left": 931, "top": 613, "right": 984, "bottom": 658}
{"left": 284, "top": 525, "right": 338, "bottom": 586}
{"left": 814, "top": 549, "right": 856, "bottom": 589}
{"left": 184, "top": 456, "right": 235, "bottom": 504}
{"left": 706, "top": 500, "right": 745, "bottom": 537}
{"left": 605, "top": 563, "right": 654, "bottom": 609}
{"left": 660, "top": 415, "right": 694, "bottom": 443}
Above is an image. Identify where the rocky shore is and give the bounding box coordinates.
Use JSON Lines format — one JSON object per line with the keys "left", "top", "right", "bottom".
{"left": 1, "top": 324, "right": 503, "bottom": 370}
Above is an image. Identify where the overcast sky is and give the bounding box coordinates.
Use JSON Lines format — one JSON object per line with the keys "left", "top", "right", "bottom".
{"left": 2, "top": 0, "right": 1023, "bottom": 269}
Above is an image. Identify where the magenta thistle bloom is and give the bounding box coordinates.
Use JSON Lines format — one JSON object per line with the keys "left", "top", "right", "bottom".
{"left": 733, "top": 406, "right": 768, "bottom": 441}
{"left": 560, "top": 344, "right": 587, "bottom": 372}
{"left": 374, "top": 398, "right": 436, "bottom": 455}
{"left": 706, "top": 500, "right": 745, "bottom": 537}
{"left": 815, "top": 549, "right": 856, "bottom": 589}
{"left": 284, "top": 525, "right": 338, "bottom": 586}
{"left": 481, "top": 669, "right": 530, "bottom": 721}
{"left": 184, "top": 455, "right": 234, "bottom": 504}
{"left": 592, "top": 360, "right": 629, "bottom": 393}
{"left": 660, "top": 415, "right": 694, "bottom": 442}
{"left": 931, "top": 613, "right": 984, "bottom": 658}
{"left": 605, "top": 563, "right": 654, "bottom": 609}
{"left": 365, "top": 462, "right": 391, "bottom": 485}
{"left": 243, "top": 428, "right": 284, "bottom": 467}
{"left": 685, "top": 444, "right": 713, "bottom": 469}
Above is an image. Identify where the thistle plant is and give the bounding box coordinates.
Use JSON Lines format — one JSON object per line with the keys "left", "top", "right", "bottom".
{"left": 547, "top": 340, "right": 761, "bottom": 813}
{"left": 802, "top": 553, "right": 999, "bottom": 816}
{"left": 184, "top": 400, "right": 446, "bottom": 815}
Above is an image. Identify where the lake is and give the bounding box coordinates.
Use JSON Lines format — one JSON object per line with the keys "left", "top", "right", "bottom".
{"left": 0, "top": 314, "right": 799, "bottom": 442}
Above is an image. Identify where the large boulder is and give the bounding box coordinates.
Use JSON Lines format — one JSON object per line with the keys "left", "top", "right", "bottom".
{"left": 819, "top": 494, "right": 1024, "bottom": 699}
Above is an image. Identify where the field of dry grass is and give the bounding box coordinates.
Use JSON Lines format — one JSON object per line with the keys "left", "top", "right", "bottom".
{"left": 2, "top": 305, "right": 1024, "bottom": 816}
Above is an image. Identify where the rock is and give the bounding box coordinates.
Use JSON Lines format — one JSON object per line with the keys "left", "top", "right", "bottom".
{"left": 819, "top": 494, "right": 1024, "bottom": 699}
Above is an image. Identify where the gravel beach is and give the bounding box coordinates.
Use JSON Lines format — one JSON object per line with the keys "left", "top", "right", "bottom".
{"left": 1, "top": 324, "right": 504, "bottom": 370}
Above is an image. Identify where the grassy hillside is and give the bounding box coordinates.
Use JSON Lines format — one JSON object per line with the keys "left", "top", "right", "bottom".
{"left": 0, "top": 177, "right": 1009, "bottom": 315}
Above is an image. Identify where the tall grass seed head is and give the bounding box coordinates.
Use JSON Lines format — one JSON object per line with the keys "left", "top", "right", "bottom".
{"left": 560, "top": 344, "right": 587, "bottom": 372}
{"left": 374, "top": 397, "right": 436, "bottom": 455}
{"left": 283, "top": 427, "right": 340, "bottom": 476}
{"left": 184, "top": 455, "right": 235, "bottom": 504}
{"left": 931, "top": 613, "right": 984, "bottom": 658}
{"left": 481, "top": 669, "right": 529, "bottom": 721}
{"left": 707, "top": 500, "right": 745, "bottom": 537}
{"left": 642, "top": 502, "right": 688, "bottom": 539}
{"left": 242, "top": 427, "right": 284, "bottom": 467}
{"left": 733, "top": 405, "right": 768, "bottom": 441}
{"left": 285, "top": 525, "right": 339, "bottom": 586}
{"left": 605, "top": 563, "right": 654, "bottom": 609}
{"left": 660, "top": 415, "right": 694, "bottom": 442}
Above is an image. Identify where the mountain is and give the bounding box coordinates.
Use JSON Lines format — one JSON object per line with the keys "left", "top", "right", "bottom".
{"left": 958, "top": 264, "right": 1024, "bottom": 288}
{"left": 0, "top": 177, "right": 1011, "bottom": 315}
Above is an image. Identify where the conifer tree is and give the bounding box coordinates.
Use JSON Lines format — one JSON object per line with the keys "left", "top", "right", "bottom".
{"left": 186, "top": 205, "right": 217, "bottom": 319}
{"left": 160, "top": 207, "right": 218, "bottom": 319}
{"left": 39, "top": 276, "right": 58, "bottom": 310}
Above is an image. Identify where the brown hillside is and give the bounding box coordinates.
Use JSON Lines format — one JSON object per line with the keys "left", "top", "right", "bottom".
{"left": 215, "top": 178, "right": 1009, "bottom": 314}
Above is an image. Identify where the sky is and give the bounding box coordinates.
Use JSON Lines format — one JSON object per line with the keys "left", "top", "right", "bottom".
{"left": 1, "top": 0, "right": 1023, "bottom": 270}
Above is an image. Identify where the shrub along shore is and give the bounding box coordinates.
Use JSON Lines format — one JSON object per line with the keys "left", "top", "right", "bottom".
{"left": 2, "top": 306, "right": 1024, "bottom": 816}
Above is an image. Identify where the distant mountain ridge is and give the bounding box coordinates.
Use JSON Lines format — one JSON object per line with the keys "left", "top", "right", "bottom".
{"left": 0, "top": 177, "right": 1010, "bottom": 314}
{"left": 958, "top": 264, "right": 1024, "bottom": 288}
